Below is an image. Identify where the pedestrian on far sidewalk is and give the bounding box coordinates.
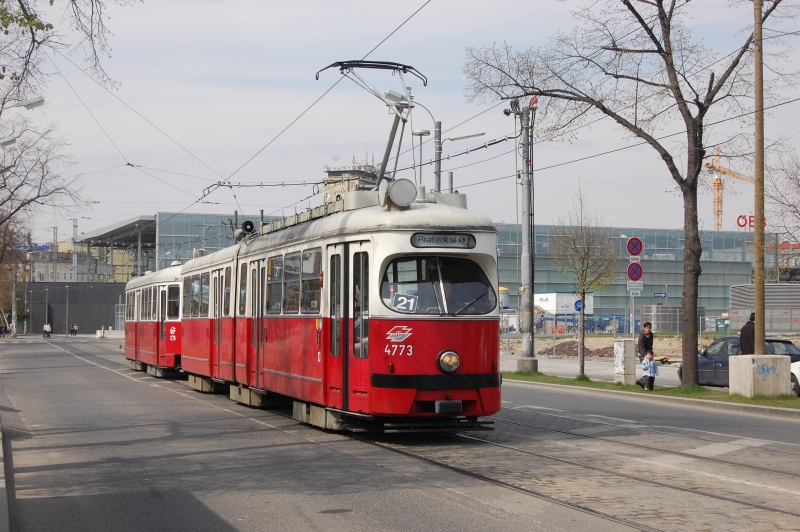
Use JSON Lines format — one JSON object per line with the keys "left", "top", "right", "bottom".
{"left": 641, "top": 352, "right": 659, "bottom": 391}
{"left": 42, "top": 323, "right": 48, "bottom": 339}
{"left": 740, "top": 312, "right": 755, "bottom": 355}
{"left": 73, "top": 323, "right": 78, "bottom": 337}
{"left": 637, "top": 321, "right": 654, "bottom": 363}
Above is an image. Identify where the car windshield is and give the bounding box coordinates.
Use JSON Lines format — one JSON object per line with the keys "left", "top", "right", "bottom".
{"left": 380, "top": 256, "right": 496, "bottom": 315}
{"left": 766, "top": 341, "right": 800, "bottom": 355}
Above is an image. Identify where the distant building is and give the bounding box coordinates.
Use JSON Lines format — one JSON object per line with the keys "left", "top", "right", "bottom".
{"left": 322, "top": 162, "right": 379, "bottom": 204}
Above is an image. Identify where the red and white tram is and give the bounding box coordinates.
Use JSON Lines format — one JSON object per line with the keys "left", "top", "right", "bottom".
{"left": 124, "top": 265, "right": 183, "bottom": 376}
{"left": 126, "top": 182, "right": 500, "bottom": 429}
{"left": 126, "top": 183, "right": 501, "bottom": 431}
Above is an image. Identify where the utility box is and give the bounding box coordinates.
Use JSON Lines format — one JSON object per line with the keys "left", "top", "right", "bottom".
{"left": 614, "top": 339, "right": 636, "bottom": 385}
{"left": 730, "top": 355, "right": 791, "bottom": 397}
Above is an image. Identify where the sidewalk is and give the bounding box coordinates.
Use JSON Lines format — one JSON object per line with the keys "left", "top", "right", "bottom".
{"left": 500, "top": 354, "right": 683, "bottom": 387}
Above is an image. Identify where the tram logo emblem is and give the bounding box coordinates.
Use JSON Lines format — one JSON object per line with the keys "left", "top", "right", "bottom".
{"left": 386, "top": 326, "right": 412, "bottom": 342}
{"left": 169, "top": 326, "right": 177, "bottom": 335}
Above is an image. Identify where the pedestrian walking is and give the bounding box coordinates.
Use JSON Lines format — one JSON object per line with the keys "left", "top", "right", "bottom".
{"left": 74, "top": 323, "right": 79, "bottom": 336}
{"left": 45, "top": 323, "right": 51, "bottom": 339}
{"left": 639, "top": 352, "right": 659, "bottom": 391}
{"left": 637, "top": 321, "right": 654, "bottom": 363}
{"left": 740, "top": 312, "right": 755, "bottom": 355}
{"left": 42, "top": 323, "right": 48, "bottom": 339}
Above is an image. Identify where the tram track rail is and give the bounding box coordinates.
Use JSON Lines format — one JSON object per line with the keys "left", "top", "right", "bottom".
{"left": 51, "top": 342, "right": 800, "bottom": 529}
{"left": 492, "top": 412, "right": 800, "bottom": 479}
{"left": 505, "top": 405, "right": 800, "bottom": 458}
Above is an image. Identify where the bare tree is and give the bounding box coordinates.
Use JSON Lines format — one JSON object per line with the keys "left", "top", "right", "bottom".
{"left": 0, "top": 120, "right": 81, "bottom": 227}
{"left": 550, "top": 189, "right": 618, "bottom": 377}
{"left": 767, "top": 149, "right": 800, "bottom": 269}
{"left": 0, "top": 0, "right": 136, "bottom": 260}
{"left": 463, "top": 0, "right": 797, "bottom": 386}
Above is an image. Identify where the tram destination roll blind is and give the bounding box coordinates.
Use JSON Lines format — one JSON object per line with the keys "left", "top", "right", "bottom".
{"left": 411, "top": 233, "right": 476, "bottom": 249}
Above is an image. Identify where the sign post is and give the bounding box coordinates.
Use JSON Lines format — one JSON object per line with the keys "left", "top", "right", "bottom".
{"left": 626, "top": 237, "right": 644, "bottom": 338}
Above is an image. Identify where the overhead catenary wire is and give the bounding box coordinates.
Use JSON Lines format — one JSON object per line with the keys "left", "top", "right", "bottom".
{"left": 458, "top": 94, "right": 800, "bottom": 190}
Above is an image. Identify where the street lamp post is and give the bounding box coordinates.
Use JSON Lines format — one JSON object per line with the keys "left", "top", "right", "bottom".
{"left": 412, "top": 129, "right": 430, "bottom": 185}
{"left": 45, "top": 288, "right": 49, "bottom": 333}
{"left": 65, "top": 285, "right": 69, "bottom": 338}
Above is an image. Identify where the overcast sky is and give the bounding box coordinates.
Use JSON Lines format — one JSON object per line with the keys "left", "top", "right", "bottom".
{"left": 15, "top": 0, "right": 800, "bottom": 244}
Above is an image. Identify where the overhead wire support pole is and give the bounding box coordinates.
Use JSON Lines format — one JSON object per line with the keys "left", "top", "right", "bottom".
{"left": 754, "top": 0, "right": 766, "bottom": 355}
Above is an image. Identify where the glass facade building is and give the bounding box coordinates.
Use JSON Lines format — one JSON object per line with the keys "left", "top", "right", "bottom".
{"left": 497, "top": 224, "right": 779, "bottom": 320}
{"left": 155, "top": 212, "right": 270, "bottom": 270}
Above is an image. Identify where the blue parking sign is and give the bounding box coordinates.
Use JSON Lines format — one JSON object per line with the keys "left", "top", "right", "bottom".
{"left": 574, "top": 300, "right": 582, "bottom": 312}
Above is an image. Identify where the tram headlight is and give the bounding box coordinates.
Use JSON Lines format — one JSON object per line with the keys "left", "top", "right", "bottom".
{"left": 438, "top": 351, "right": 460, "bottom": 373}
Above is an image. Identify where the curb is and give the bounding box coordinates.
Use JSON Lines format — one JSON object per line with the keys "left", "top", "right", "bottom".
{"left": 0, "top": 426, "right": 9, "bottom": 532}
{"left": 503, "top": 378, "right": 800, "bottom": 421}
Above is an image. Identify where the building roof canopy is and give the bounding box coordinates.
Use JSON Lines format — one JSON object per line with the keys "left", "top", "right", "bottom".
{"left": 78, "top": 216, "right": 156, "bottom": 247}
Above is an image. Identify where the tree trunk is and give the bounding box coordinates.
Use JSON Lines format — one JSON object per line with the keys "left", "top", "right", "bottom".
{"left": 579, "top": 291, "right": 586, "bottom": 377}
{"left": 681, "top": 183, "right": 702, "bottom": 386}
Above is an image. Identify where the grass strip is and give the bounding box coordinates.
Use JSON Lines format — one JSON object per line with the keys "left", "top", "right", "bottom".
{"left": 504, "top": 372, "right": 800, "bottom": 410}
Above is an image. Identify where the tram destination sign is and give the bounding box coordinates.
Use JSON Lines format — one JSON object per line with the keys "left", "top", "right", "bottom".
{"left": 411, "top": 233, "right": 476, "bottom": 249}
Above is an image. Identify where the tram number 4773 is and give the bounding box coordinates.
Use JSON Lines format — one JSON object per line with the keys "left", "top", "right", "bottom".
{"left": 385, "top": 344, "right": 413, "bottom": 356}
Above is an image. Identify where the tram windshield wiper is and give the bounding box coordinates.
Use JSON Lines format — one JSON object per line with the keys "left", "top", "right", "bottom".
{"left": 452, "top": 291, "right": 488, "bottom": 316}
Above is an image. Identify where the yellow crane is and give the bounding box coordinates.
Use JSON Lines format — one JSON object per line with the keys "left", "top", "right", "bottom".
{"left": 705, "top": 147, "right": 755, "bottom": 230}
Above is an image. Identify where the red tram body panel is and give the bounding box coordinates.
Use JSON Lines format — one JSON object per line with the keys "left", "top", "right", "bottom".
{"left": 124, "top": 266, "right": 183, "bottom": 372}
{"left": 125, "top": 186, "right": 502, "bottom": 430}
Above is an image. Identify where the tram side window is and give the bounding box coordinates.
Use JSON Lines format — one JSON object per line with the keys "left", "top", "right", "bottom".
{"left": 266, "top": 256, "right": 283, "bottom": 314}
{"left": 182, "top": 278, "right": 192, "bottom": 317}
{"left": 329, "top": 255, "right": 341, "bottom": 357}
{"left": 125, "top": 293, "right": 130, "bottom": 321}
{"left": 353, "top": 251, "right": 369, "bottom": 359}
{"left": 141, "top": 289, "right": 149, "bottom": 321}
{"left": 283, "top": 252, "right": 301, "bottom": 313}
{"left": 151, "top": 287, "right": 157, "bottom": 320}
{"left": 167, "top": 285, "right": 180, "bottom": 319}
{"left": 200, "top": 272, "right": 210, "bottom": 317}
{"left": 223, "top": 267, "right": 231, "bottom": 316}
{"left": 301, "top": 248, "right": 322, "bottom": 313}
{"left": 190, "top": 275, "right": 201, "bottom": 317}
{"left": 238, "top": 263, "right": 247, "bottom": 315}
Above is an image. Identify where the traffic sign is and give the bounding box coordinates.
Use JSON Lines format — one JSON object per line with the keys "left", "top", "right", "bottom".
{"left": 626, "top": 237, "right": 643, "bottom": 256}
{"left": 627, "top": 262, "right": 643, "bottom": 281}
{"left": 630, "top": 290, "right": 641, "bottom": 297}
{"left": 653, "top": 292, "right": 667, "bottom": 298}
{"left": 627, "top": 281, "right": 643, "bottom": 290}
{"left": 574, "top": 300, "right": 582, "bottom": 312}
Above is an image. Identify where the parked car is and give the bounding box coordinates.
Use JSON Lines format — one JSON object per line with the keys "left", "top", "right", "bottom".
{"left": 791, "top": 361, "right": 799, "bottom": 397}
{"left": 677, "top": 336, "right": 800, "bottom": 388}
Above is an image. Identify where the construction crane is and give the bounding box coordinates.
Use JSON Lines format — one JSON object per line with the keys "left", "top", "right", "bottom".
{"left": 705, "top": 148, "right": 755, "bottom": 230}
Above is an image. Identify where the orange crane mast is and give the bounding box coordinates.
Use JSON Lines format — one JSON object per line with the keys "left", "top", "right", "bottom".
{"left": 705, "top": 148, "right": 755, "bottom": 230}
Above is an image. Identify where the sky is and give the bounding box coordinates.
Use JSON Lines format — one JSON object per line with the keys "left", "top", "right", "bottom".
{"left": 14, "top": 0, "right": 800, "bottom": 244}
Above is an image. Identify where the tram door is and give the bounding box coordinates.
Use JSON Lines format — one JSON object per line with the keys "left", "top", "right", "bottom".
{"left": 250, "top": 260, "right": 265, "bottom": 389}
{"left": 327, "top": 244, "right": 345, "bottom": 409}
{"left": 159, "top": 286, "right": 167, "bottom": 363}
{"left": 349, "top": 242, "right": 371, "bottom": 414}
{"left": 211, "top": 269, "right": 224, "bottom": 379}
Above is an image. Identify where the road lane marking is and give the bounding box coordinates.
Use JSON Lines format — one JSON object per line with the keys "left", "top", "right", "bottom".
{"left": 570, "top": 424, "right": 641, "bottom": 436}
{"left": 586, "top": 415, "right": 642, "bottom": 424}
{"left": 512, "top": 405, "right": 567, "bottom": 412}
{"left": 43, "top": 342, "right": 143, "bottom": 382}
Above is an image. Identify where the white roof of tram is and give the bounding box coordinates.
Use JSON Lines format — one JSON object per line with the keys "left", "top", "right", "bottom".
{"left": 125, "top": 265, "right": 183, "bottom": 290}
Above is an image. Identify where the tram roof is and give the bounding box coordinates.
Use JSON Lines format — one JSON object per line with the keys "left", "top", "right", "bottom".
{"left": 243, "top": 201, "right": 495, "bottom": 254}
{"left": 179, "top": 197, "right": 496, "bottom": 273}
{"left": 126, "top": 265, "right": 182, "bottom": 290}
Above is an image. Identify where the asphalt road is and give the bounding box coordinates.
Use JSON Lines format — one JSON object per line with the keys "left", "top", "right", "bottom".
{"left": 501, "top": 379, "right": 800, "bottom": 444}
{"left": 0, "top": 338, "right": 633, "bottom": 532}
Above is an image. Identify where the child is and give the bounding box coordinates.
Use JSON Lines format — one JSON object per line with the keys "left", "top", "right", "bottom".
{"left": 641, "top": 351, "right": 659, "bottom": 391}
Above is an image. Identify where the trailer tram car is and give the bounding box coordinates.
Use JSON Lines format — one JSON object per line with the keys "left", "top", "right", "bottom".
{"left": 124, "top": 265, "right": 183, "bottom": 376}
{"left": 125, "top": 183, "right": 502, "bottom": 431}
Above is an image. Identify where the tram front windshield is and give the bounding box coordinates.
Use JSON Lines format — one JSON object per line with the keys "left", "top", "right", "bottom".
{"left": 381, "top": 256, "right": 496, "bottom": 315}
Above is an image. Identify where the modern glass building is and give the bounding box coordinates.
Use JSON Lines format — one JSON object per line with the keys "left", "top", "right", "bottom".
{"left": 75, "top": 212, "right": 271, "bottom": 282}
{"left": 497, "top": 224, "right": 779, "bottom": 320}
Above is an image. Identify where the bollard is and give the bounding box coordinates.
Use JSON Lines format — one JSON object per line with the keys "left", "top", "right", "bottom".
{"left": 614, "top": 339, "right": 636, "bottom": 385}
{"left": 729, "top": 355, "right": 791, "bottom": 398}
